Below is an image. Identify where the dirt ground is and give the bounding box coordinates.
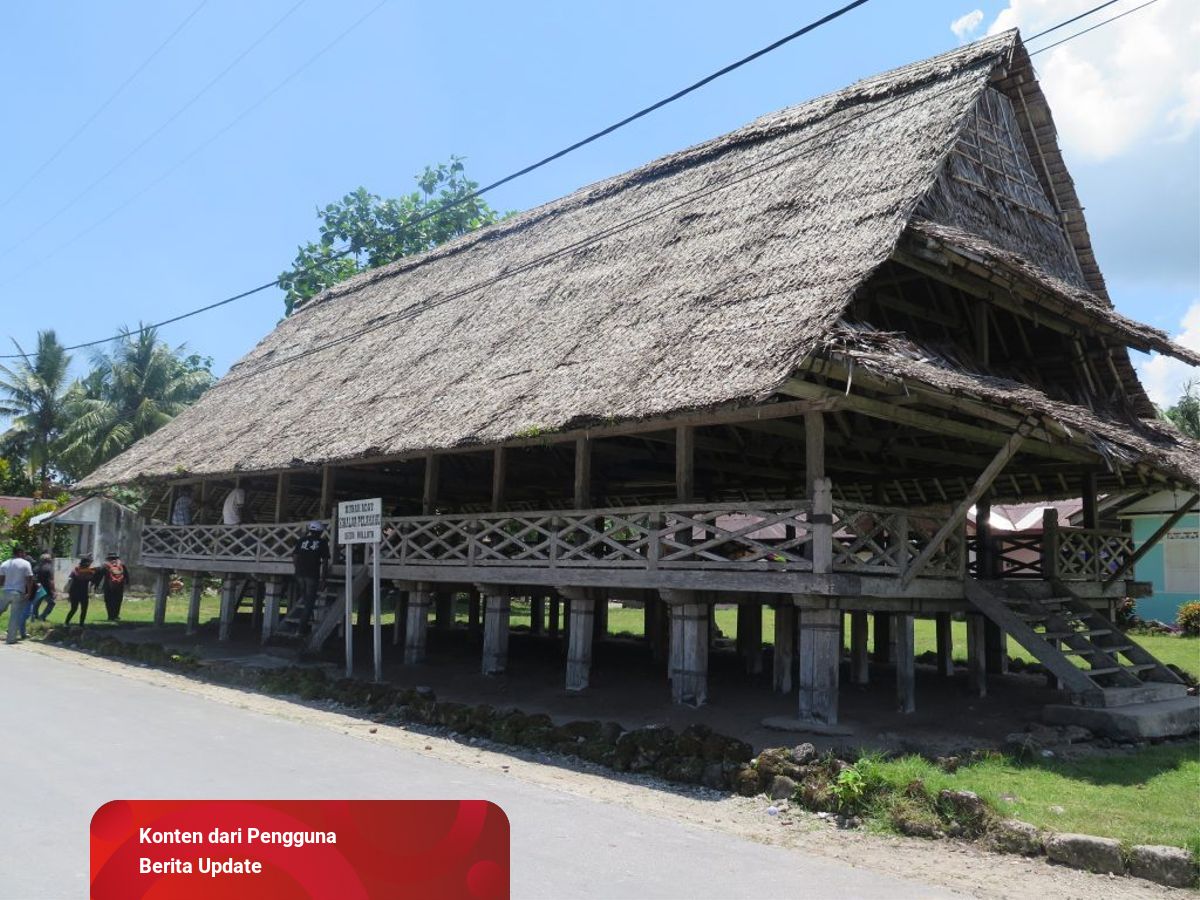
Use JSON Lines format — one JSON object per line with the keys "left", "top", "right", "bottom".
{"left": 27, "top": 641, "right": 1187, "bottom": 899}
{"left": 124, "top": 616, "right": 1065, "bottom": 756}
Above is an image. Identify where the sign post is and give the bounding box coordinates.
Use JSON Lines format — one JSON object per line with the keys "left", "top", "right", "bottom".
{"left": 337, "top": 498, "right": 383, "bottom": 680}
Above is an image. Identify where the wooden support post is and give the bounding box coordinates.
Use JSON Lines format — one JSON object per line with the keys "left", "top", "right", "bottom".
{"left": 547, "top": 596, "right": 559, "bottom": 637}
{"left": 976, "top": 495, "right": 993, "bottom": 579}
{"left": 796, "top": 605, "right": 840, "bottom": 725}
{"left": 491, "top": 447, "right": 507, "bottom": 512}
{"left": 152, "top": 570, "right": 169, "bottom": 628}
{"left": 850, "top": 611, "right": 869, "bottom": 685}
{"left": 872, "top": 613, "right": 893, "bottom": 663}
{"left": 404, "top": 589, "right": 431, "bottom": 664}
{"left": 1041, "top": 507, "right": 1060, "bottom": 580}
{"left": 805, "top": 413, "right": 833, "bottom": 575}
{"left": 675, "top": 426, "right": 694, "bottom": 502}
{"left": 434, "top": 592, "right": 453, "bottom": 630}
{"left": 773, "top": 601, "right": 796, "bottom": 693}
{"left": 422, "top": 454, "right": 439, "bottom": 515}
{"left": 530, "top": 596, "right": 544, "bottom": 635}
{"left": 935, "top": 613, "right": 955, "bottom": 677}
{"left": 664, "top": 590, "right": 707, "bottom": 705}
{"left": 985, "top": 621, "right": 1009, "bottom": 675}
{"left": 251, "top": 579, "right": 263, "bottom": 633}
{"left": 574, "top": 438, "right": 592, "bottom": 508}
{"left": 468, "top": 589, "right": 481, "bottom": 633}
{"left": 392, "top": 590, "right": 407, "bottom": 647}
{"left": 902, "top": 420, "right": 1032, "bottom": 588}
{"left": 562, "top": 587, "right": 594, "bottom": 691}
{"left": 592, "top": 592, "right": 607, "bottom": 646}
{"left": 966, "top": 614, "right": 987, "bottom": 698}
{"left": 218, "top": 575, "right": 237, "bottom": 642}
{"left": 736, "top": 602, "right": 763, "bottom": 676}
{"left": 274, "top": 472, "right": 290, "bottom": 524}
{"left": 186, "top": 573, "right": 203, "bottom": 635}
{"left": 261, "top": 577, "right": 283, "bottom": 645}
{"left": 1081, "top": 471, "right": 1099, "bottom": 531}
{"left": 895, "top": 613, "right": 915, "bottom": 714}
{"left": 319, "top": 466, "right": 335, "bottom": 519}
{"left": 480, "top": 588, "right": 510, "bottom": 676}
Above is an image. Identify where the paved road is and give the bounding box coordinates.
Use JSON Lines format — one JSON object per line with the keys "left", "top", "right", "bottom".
{"left": 2, "top": 648, "right": 956, "bottom": 899}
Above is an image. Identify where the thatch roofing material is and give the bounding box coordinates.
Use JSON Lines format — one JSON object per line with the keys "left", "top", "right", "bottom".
{"left": 77, "top": 31, "right": 1196, "bottom": 492}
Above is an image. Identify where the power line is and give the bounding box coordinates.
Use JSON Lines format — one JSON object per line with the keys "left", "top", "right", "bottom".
{"left": 0, "top": 0, "right": 309, "bottom": 261}
{"left": 0, "top": 0, "right": 384, "bottom": 294}
{"left": 1025, "top": 0, "right": 1122, "bottom": 41}
{"left": 0, "top": 0, "right": 872, "bottom": 354}
{"left": 1029, "top": 0, "right": 1161, "bottom": 56}
{"left": 0, "top": 0, "right": 209, "bottom": 213}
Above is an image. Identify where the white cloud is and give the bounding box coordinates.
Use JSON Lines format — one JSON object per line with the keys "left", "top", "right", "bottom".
{"left": 1137, "top": 300, "right": 1200, "bottom": 407}
{"left": 951, "top": 9, "right": 984, "bottom": 41}
{"left": 987, "top": 0, "right": 1200, "bottom": 161}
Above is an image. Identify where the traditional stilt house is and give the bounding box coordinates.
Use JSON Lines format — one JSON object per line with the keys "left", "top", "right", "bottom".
{"left": 79, "top": 31, "right": 1199, "bottom": 729}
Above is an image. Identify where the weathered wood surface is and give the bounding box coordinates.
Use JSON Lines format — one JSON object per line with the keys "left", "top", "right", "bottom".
{"left": 773, "top": 602, "right": 796, "bottom": 693}
{"left": 564, "top": 589, "right": 595, "bottom": 691}
{"left": 797, "top": 606, "right": 840, "bottom": 724}
{"left": 404, "top": 590, "right": 431, "bottom": 665}
{"left": 895, "top": 613, "right": 915, "bottom": 713}
{"left": 481, "top": 590, "right": 510, "bottom": 676}
{"left": 850, "top": 611, "right": 869, "bottom": 685}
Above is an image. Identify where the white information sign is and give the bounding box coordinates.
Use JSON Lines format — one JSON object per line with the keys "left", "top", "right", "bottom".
{"left": 337, "top": 497, "right": 382, "bottom": 544}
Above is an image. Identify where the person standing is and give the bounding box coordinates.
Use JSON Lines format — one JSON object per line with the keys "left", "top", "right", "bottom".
{"left": 291, "top": 522, "right": 330, "bottom": 630}
{"left": 30, "top": 552, "right": 57, "bottom": 621}
{"left": 64, "top": 556, "right": 95, "bottom": 627}
{"left": 222, "top": 486, "right": 246, "bottom": 525}
{"left": 93, "top": 553, "right": 128, "bottom": 621}
{"left": 0, "top": 546, "right": 35, "bottom": 644}
{"left": 171, "top": 487, "right": 195, "bottom": 526}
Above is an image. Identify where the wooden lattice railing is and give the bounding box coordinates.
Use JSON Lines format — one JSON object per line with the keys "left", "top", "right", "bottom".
{"left": 967, "top": 526, "right": 1133, "bottom": 581}
{"left": 141, "top": 500, "right": 978, "bottom": 581}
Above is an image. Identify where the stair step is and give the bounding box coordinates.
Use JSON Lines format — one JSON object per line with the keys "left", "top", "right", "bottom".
{"left": 1086, "top": 667, "right": 1125, "bottom": 677}
{"left": 1123, "top": 663, "right": 1161, "bottom": 674}
{"left": 1063, "top": 644, "right": 1133, "bottom": 657}
{"left": 1043, "top": 629, "right": 1112, "bottom": 640}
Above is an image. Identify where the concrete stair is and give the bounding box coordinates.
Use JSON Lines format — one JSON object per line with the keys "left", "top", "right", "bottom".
{"left": 1043, "top": 696, "right": 1200, "bottom": 740}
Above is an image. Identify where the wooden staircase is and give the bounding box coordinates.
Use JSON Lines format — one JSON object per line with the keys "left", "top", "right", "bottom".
{"left": 268, "top": 566, "right": 372, "bottom": 652}
{"left": 964, "top": 579, "right": 1186, "bottom": 708}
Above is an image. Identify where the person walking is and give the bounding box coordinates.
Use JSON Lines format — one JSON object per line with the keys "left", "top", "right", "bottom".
{"left": 291, "top": 522, "right": 330, "bottom": 631}
{"left": 0, "top": 546, "right": 35, "bottom": 644}
{"left": 29, "top": 552, "right": 57, "bottom": 621}
{"left": 93, "top": 553, "right": 128, "bottom": 621}
{"left": 64, "top": 556, "right": 95, "bottom": 627}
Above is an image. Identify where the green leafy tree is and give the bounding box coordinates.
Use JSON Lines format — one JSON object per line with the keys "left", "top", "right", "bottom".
{"left": 279, "top": 157, "right": 505, "bottom": 314}
{"left": 0, "top": 330, "right": 72, "bottom": 490}
{"left": 1161, "top": 380, "right": 1200, "bottom": 440}
{"left": 57, "top": 326, "right": 214, "bottom": 479}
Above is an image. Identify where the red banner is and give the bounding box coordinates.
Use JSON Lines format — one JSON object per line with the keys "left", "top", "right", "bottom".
{"left": 91, "top": 800, "right": 509, "bottom": 899}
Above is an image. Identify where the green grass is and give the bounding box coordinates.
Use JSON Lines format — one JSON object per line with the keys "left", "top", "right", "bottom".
{"left": 865, "top": 745, "right": 1200, "bottom": 854}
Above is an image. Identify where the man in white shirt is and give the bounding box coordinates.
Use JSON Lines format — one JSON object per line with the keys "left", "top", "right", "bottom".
{"left": 0, "top": 546, "right": 35, "bottom": 644}
{"left": 222, "top": 487, "right": 246, "bottom": 526}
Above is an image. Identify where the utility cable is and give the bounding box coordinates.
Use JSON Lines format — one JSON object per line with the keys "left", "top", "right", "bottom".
{"left": 0, "top": 0, "right": 309, "bottom": 261}
{"left": 1028, "top": 0, "right": 1160, "bottom": 56}
{"left": 1024, "top": 0, "right": 1122, "bottom": 41}
{"left": 0, "top": 0, "right": 208, "bottom": 212}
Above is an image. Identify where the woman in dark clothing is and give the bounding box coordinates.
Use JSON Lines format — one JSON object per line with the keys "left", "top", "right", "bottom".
{"left": 31, "top": 552, "right": 56, "bottom": 620}
{"left": 65, "top": 556, "right": 95, "bottom": 626}
{"left": 93, "top": 553, "right": 127, "bottom": 621}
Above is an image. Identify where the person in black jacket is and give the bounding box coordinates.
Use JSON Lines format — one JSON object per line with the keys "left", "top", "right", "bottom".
{"left": 30, "top": 553, "right": 57, "bottom": 620}
{"left": 65, "top": 556, "right": 95, "bottom": 627}
{"left": 292, "top": 522, "right": 330, "bottom": 630}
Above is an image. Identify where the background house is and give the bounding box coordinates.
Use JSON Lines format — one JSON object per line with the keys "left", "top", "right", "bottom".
{"left": 29, "top": 496, "right": 152, "bottom": 590}
{"left": 1117, "top": 490, "right": 1200, "bottom": 623}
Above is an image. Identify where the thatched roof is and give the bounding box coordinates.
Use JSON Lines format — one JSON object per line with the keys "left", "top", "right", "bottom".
{"left": 79, "top": 31, "right": 1197, "bottom": 490}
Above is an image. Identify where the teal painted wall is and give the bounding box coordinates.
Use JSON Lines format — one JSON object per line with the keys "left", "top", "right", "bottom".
{"left": 1131, "top": 513, "right": 1200, "bottom": 623}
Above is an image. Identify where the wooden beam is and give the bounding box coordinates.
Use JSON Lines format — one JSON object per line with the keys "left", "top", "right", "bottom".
{"left": 901, "top": 418, "right": 1034, "bottom": 588}
{"left": 319, "top": 466, "right": 335, "bottom": 519}
{"left": 574, "top": 437, "right": 592, "bottom": 508}
{"left": 422, "top": 453, "right": 439, "bottom": 515}
{"left": 1104, "top": 493, "right": 1199, "bottom": 585}
{"left": 1081, "top": 471, "right": 1099, "bottom": 530}
{"left": 804, "top": 411, "right": 825, "bottom": 496}
{"left": 274, "top": 472, "right": 289, "bottom": 523}
{"left": 491, "top": 447, "right": 507, "bottom": 512}
{"left": 675, "top": 425, "right": 694, "bottom": 502}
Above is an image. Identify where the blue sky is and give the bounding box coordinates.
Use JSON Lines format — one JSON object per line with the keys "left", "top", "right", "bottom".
{"left": 1, "top": 0, "right": 1196, "bottom": 408}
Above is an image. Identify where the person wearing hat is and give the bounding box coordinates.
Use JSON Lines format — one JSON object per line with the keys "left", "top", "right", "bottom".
{"left": 64, "top": 555, "right": 96, "bottom": 627}
{"left": 0, "top": 546, "right": 34, "bottom": 644}
{"left": 29, "top": 552, "right": 57, "bottom": 621}
{"left": 92, "top": 552, "right": 128, "bottom": 621}
{"left": 291, "top": 522, "right": 330, "bottom": 631}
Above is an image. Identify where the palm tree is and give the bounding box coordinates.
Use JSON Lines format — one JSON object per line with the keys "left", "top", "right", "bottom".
{"left": 0, "top": 330, "right": 72, "bottom": 491}
{"left": 1161, "top": 380, "right": 1200, "bottom": 440}
{"left": 58, "top": 326, "right": 214, "bottom": 479}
